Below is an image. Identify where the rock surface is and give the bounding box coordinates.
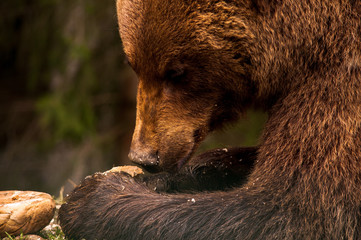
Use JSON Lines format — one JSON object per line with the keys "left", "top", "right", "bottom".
{"left": 0, "top": 191, "right": 55, "bottom": 237}
{"left": 105, "top": 165, "right": 144, "bottom": 177}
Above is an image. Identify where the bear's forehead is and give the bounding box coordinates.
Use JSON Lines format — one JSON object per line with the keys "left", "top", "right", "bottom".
{"left": 117, "top": 0, "right": 200, "bottom": 75}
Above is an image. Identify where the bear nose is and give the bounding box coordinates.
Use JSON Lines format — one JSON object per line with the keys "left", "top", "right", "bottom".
{"left": 128, "top": 150, "right": 160, "bottom": 173}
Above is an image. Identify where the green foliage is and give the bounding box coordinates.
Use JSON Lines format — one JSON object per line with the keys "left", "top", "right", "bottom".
{"left": 3, "top": 227, "right": 67, "bottom": 240}
{"left": 40, "top": 226, "right": 66, "bottom": 240}
{"left": 36, "top": 93, "right": 95, "bottom": 143}
{"left": 3, "top": 232, "right": 25, "bottom": 240}
{"left": 35, "top": 20, "right": 98, "bottom": 144}
{"left": 234, "top": 110, "right": 267, "bottom": 146}
{"left": 199, "top": 110, "right": 267, "bottom": 152}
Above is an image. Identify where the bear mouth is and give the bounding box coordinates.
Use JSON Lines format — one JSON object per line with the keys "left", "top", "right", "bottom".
{"left": 141, "top": 164, "right": 162, "bottom": 173}
{"left": 140, "top": 149, "right": 195, "bottom": 173}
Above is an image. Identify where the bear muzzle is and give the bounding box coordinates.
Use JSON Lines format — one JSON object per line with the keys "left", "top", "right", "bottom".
{"left": 128, "top": 149, "right": 161, "bottom": 173}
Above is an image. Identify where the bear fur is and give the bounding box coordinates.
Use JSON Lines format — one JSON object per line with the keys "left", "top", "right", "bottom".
{"left": 59, "top": 0, "right": 361, "bottom": 239}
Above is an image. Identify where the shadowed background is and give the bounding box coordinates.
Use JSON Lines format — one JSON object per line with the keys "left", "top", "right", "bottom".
{"left": 0, "top": 0, "right": 266, "bottom": 196}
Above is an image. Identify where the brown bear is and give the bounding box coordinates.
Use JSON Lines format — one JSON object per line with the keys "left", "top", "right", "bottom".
{"left": 59, "top": 0, "right": 361, "bottom": 239}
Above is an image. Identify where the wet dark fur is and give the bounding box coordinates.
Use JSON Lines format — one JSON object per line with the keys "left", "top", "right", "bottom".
{"left": 59, "top": 147, "right": 258, "bottom": 239}
{"left": 60, "top": 0, "right": 361, "bottom": 239}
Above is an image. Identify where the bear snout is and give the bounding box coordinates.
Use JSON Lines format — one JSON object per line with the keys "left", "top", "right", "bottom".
{"left": 128, "top": 149, "right": 161, "bottom": 173}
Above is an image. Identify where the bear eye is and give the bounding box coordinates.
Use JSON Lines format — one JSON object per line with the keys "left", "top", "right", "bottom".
{"left": 164, "top": 67, "right": 186, "bottom": 82}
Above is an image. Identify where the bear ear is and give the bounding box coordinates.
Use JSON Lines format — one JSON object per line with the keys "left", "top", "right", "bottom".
{"left": 252, "top": 0, "right": 281, "bottom": 14}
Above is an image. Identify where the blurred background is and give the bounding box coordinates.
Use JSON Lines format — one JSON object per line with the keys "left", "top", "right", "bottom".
{"left": 0, "top": 0, "right": 267, "bottom": 196}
